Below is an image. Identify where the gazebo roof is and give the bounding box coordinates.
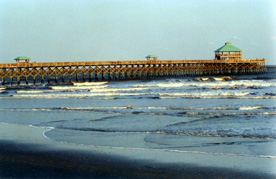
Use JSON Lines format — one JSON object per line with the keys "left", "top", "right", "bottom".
{"left": 14, "top": 56, "right": 31, "bottom": 60}
{"left": 215, "top": 42, "right": 242, "bottom": 52}
{"left": 145, "top": 55, "right": 158, "bottom": 58}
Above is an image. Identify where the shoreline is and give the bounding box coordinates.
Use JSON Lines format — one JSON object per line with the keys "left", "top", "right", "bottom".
{"left": 0, "top": 123, "right": 275, "bottom": 178}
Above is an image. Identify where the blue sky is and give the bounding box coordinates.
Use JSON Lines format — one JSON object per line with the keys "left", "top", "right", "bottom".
{"left": 0, "top": 0, "right": 275, "bottom": 65}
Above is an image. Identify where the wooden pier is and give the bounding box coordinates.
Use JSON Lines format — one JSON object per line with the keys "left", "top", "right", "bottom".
{"left": 0, "top": 43, "right": 267, "bottom": 85}
{"left": 0, "top": 58, "right": 267, "bottom": 85}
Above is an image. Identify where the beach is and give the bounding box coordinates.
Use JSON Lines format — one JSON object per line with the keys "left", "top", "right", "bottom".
{"left": 0, "top": 123, "right": 275, "bottom": 178}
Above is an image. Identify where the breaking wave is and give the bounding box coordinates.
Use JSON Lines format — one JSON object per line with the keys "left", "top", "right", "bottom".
{"left": 10, "top": 90, "right": 276, "bottom": 99}
{"left": 154, "top": 129, "right": 276, "bottom": 139}
{"left": 140, "top": 80, "right": 276, "bottom": 89}
{"left": 159, "top": 92, "right": 252, "bottom": 97}
{"left": 195, "top": 76, "right": 233, "bottom": 82}
{"left": 89, "top": 88, "right": 149, "bottom": 92}
{"left": 16, "top": 90, "right": 54, "bottom": 94}
{"left": 73, "top": 82, "right": 108, "bottom": 86}
{"left": 12, "top": 93, "right": 152, "bottom": 98}
{"left": 159, "top": 96, "right": 276, "bottom": 99}
{"left": 239, "top": 106, "right": 263, "bottom": 110}
{"left": 1, "top": 106, "right": 275, "bottom": 115}
{"left": 50, "top": 85, "right": 109, "bottom": 90}
{"left": 15, "top": 87, "right": 149, "bottom": 94}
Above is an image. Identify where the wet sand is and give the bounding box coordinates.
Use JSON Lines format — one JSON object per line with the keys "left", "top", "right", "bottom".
{"left": 0, "top": 123, "right": 275, "bottom": 178}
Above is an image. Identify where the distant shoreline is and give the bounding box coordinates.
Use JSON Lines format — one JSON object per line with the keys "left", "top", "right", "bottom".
{"left": 267, "top": 65, "right": 276, "bottom": 68}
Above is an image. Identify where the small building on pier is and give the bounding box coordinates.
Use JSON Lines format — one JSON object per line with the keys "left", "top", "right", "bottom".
{"left": 215, "top": 42, "right": 242, "bottom": 60}
{"left": 145, "top": 55, "right": 158, "bottom": 61}
{"left": 14, "top": 56, "right": 30, "bottom": 63}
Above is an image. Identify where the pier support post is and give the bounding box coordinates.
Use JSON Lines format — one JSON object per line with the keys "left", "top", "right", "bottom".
{"left": 47, "top": 75, "right": 50, "bottom": 84}
{"left": 17, "top": 76, "right": 20, "bottom": 85}
{"left": 1, "top": 77, "right": 5, "bottom": 85}
{"left": 26, "top": 76, "right": 29, "bottom": 85}
{"left": 82, "top": 73, "right": 85, "bottom": 82}
{"left": 54, "top": 67, "right": 58, "bottom": 83}
{"left": 76, "top": 73, "right": 79, "bottom": 82}
{"left": 89, "top": 72, "right": 92, "bottom": 82}
{"left": 69, "top": 75, "right": 72, "bottom": 83}
{"left": 33, "top": 76, "right": 36, "bottom": 85}
{"left": 75, "top": 66, "right": 79, "bottom": 82}
{"left": 41, "top": 75, "right": 44, "bottom": 84}
{"left": 95, "top": 73, "right": 98, "bottom": 81}
{"left": 10, "top": 76, "right": 13, "bottom": 86}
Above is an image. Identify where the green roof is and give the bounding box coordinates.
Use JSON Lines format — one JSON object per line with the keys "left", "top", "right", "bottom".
{"left": 145, "top": 55, "right": 157, "bottom": 58}
{"left": 215, "top": 42, "right": 242, "bottom": 52}
{"left": 14, "top": 56, "right": 30, "bottom": 60}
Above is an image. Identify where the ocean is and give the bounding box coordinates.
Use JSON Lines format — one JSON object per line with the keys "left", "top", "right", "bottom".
{"left": 0, "top": 67, "right": 275, "bottom": 178}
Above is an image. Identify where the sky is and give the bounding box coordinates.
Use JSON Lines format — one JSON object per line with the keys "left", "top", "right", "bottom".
{"left": 0, "top": 0, "right": 275, "bottom": 65}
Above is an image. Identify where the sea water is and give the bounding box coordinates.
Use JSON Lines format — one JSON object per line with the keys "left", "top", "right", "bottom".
{"left": 0, "top": 67, "right": 275, "bottom": 159}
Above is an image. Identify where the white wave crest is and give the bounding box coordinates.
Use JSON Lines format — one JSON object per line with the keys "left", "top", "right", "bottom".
{"left": 12, "top": 92, "right": 152, "bottom": 98}
{"left": 140, "top": 80, "right": 276, "bottom": 89}
{"left": 159, "top": 92, "right": 251, "bottom": 97}
{"left": 213, "top": 77, "right": 233, "bottom": 81}
{"left": 50, "top": 85, "right": 108, "bottom": 90}
{"left": 12, "top": 91, "right": 276, "bottom": 99}
{"left": 139, "top": 83, "right": 184, "bottom": 88}
{"left": 196, "top": 78, "right": 210, "bottom": 81}
{"left": 160, "top": 96, "right": 276, "bottom": 99}
{"left": 195, "top": 76, "right": 233, "bottom": 82}
{"left": 73, "top": 82, "right": 108, "bottom": 86}
{"left": 16, "top": 90, "right": 52, "bottom": 93}
{"left": 239, "top": 106, "right": 262, "bottom": 110}
{"left": 90, "top": 88, "right": 149, "bottom": 92}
